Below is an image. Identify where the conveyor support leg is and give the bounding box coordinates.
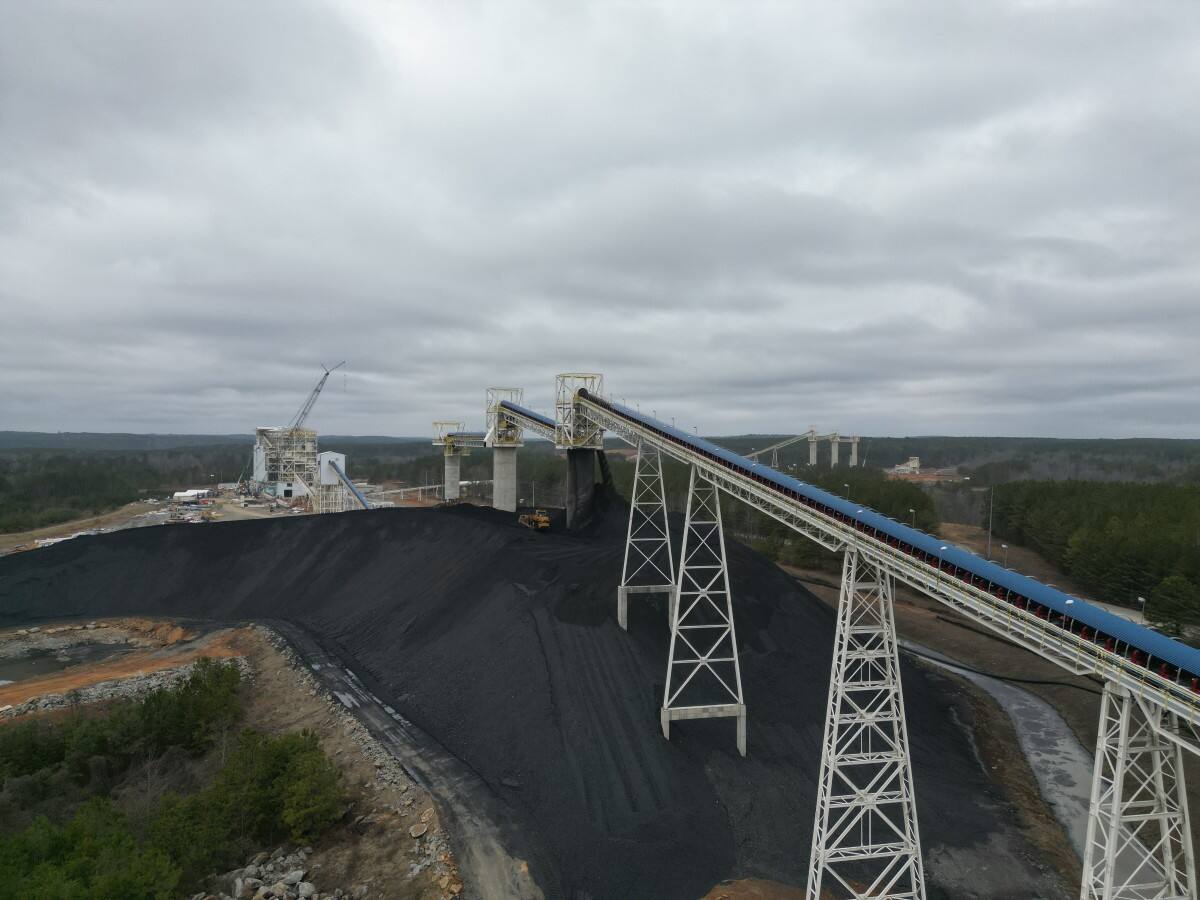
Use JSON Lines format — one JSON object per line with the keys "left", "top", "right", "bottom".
{"left": 1081, "top": 683, "right": 1195, "bottom": 900}
{"left": 617, "top": 441, "right": 676, "bottom": 629}
{"left": 660, "top": 466, "right": 746, "bottom": 756}
{"left": 808, "top": 547, "right": 925, "bottom": 900}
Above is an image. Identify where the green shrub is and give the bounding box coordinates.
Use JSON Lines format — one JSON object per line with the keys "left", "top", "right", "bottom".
{"left": 0, "top": 798, "right": 180, "bottom": 900}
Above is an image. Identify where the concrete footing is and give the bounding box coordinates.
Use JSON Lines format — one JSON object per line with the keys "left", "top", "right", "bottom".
{"left": 616, "top": 584, "right": 677, "bottom": 630}
{"left": 443, "top": 455, "right": 461, "bottom": 501}
{"left": 493, "top": 446, "right": 517, "bottom": 512}
{"left": 660, "top": 703, "right": 747, "bottom": 757}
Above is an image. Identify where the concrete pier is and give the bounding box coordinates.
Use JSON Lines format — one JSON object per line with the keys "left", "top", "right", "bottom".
{"left": 809, "top": 438, "right": 818, "bottom": 466}
{"left": 493, "top": 446, "right": 517, "bottom": 512}
{"left": 566, "top": 448, "right": 597, "bottom": 529}
{"left": 443, "top": 455, "right": 461, "bottom": 501}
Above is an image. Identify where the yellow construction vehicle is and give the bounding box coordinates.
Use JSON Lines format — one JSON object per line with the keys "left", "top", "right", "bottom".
{"left": 518, "top": 509, "right": 551, "bottom": 531}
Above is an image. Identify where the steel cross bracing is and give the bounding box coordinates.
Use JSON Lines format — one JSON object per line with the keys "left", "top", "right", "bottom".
{"left": 573, "top": 395, "right": 1200, "bottom": 737}
{"left": 486, "top": 388, "right": 525, "bottom": 447}
{"left": 617, "top": 441, "right": 677, "bottom": 630}
{"left": 808, "top": 547, "right": 925, "bottom": 900}
{"left": 661, "top": 466, "right": 747, "bottom": 755}
{"left": 499, "top": 406, "right": 556, "bottom": 442}
{"left": 1082, "top": 684, "right": 1196, "bottom": 900}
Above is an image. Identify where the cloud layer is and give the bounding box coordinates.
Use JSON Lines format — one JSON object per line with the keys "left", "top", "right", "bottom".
{"left": 2, "top": 1, "right": 1197, "bottom": 437}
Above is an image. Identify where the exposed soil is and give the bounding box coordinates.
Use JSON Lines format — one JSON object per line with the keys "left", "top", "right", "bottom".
{"left": 936, "top": 523, "right": 1097, "bottom": 604}
{"left": 0, "top": 619, "right": 238, "bottom": 708}
{"left": 0, "top": 501, "right": 161, "bottom": 553}
{"left": 0, "top": 620, "right": 458, "bottom": 899}
{"left": 0, "top": 499, "right": 1073, "bottom": 899}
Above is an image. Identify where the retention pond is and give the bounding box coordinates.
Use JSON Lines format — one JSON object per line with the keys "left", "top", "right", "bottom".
{"left": 0, "top": 642, "right": 131, "bottom": 686}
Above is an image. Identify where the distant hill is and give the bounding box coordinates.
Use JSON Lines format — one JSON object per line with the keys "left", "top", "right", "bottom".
{"left": 0, "top": 432, "right": 428, "bottom": 451}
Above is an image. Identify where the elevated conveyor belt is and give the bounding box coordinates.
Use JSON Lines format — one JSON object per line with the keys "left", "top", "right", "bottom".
{"left": 328, "top": 460, "right": 371, "bottom": 510}
{"left": 573, "top": 389, "right": 1200, "bottom": 728}
{"left": 498, "top": 401, "right": 557, "bottom": 440}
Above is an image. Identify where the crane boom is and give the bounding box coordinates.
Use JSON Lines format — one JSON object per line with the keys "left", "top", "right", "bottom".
{"left": 288, "top": 361, "right": 345, "bottom": 430}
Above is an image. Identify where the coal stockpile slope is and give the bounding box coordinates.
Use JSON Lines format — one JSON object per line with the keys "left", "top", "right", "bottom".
{"left": 0, "top": 504, "right": 1064, "bottom": 899}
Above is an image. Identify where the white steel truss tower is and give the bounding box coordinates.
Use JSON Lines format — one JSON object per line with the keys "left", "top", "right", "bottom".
{"left": 618, "top": 441, "right": 676, "bottom": 630}
{"left": 661, "top": 466, "right": 746, "bottom": 756}
{"left": 808, "top": 547, "right": 925, "bottom": 900}
{"left": 486, "top": 387, "right": 524, "bottom": 447}
{"left": 1081, "top": 683, "right": 1196, "bottom": 900}
{"left": 555, "top": 373, "right": 605, "bottom": 449}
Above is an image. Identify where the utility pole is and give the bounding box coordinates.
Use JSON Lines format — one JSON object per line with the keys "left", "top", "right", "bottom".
{"left": 987, "top": 485, "right": 994, "bottom": 560}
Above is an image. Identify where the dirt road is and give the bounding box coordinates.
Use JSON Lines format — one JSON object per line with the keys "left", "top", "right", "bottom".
{"left": 267, "top": 619, "right": 553, "bottom": 900}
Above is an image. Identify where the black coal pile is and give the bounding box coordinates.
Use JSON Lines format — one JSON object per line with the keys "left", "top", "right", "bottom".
{"left": 0, "top": 498, "right": 1061, "bottom": 899}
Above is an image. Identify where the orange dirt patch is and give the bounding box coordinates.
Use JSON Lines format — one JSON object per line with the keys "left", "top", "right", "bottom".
{"left": 0, "top": 627, "right": 241, "bottom": 708}
{"left": 703, "top": 878, "right": 807, "bottom": 899}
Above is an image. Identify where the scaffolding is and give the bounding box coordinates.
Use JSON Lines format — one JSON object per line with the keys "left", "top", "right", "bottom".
{"left": 254, "top": 426, "right": 318, "bottom": 500}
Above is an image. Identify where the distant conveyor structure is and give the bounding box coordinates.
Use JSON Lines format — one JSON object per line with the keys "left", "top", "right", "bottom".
{"left": 437, "top": 373, "right": 1199, "bottom": 900}
{"left": 327, "top": 458, "right": 370, "bottom": 510}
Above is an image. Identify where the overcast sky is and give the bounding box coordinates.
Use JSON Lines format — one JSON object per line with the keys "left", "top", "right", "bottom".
{"left": 2, "top": 2, "right": 1197, "bottom": 438}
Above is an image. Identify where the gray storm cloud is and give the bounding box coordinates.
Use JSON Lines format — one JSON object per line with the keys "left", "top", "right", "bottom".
{"left": 1, "top": 1, "right": 1197, "bottom": 437}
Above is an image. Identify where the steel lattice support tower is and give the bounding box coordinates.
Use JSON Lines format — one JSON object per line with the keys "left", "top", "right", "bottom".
{"left": 1081, "top": 683, "right": 1196, "bottom": 900}
{"left": 661, "top": 466, "right": 746, "bottom": 755}
{"left": 555, "top": 373, "right": 605, "bottom": 449}
{"left": 618, "top": 441, "right": 676, "bottom": 630}
{"left": 808, "top": 547, "right": 925, "bottom": 900}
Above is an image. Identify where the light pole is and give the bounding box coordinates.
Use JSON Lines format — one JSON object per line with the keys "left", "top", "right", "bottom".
{"left": 843, "top": 483, "right": 851, "bottom": 501}
{"left": 1001, "top": 543, "right": 1009, "bottom": 567}
{"left": 908, "top": 507, "right": 916, "bottom": 527}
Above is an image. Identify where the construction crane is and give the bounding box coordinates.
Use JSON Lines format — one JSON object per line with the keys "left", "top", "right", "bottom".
{"left": 288, "top": 361, "right": 346, "bottom": 430}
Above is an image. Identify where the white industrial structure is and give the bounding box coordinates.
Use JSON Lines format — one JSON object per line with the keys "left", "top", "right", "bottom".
{"left": 748, "top": 428, "right": 861, "bottom": 468}
{"left": 317, "top": 451, "right": 349, "bottom": 513}
{"left": 253, "top": 426, "right": 318, "bottom": 500}
{"left": 249, "top": 362, "right": 369, "bottom": 513}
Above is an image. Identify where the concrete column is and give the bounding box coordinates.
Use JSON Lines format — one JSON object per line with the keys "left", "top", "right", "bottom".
{"left": 566, "top": 448, "right": 597, "bottom": 529}
{"left": 809, "top": 438, "right": 818, "bottom": 466}
{"left": 830, "top": 439, "right": 840, "bottom": 467}
{"left": 443, "top": 454, "right": 461, "bottom": 501}
{"left": 850, "top": 438, "right": 858, "bottom": 467}
{"left": 493, "top": 446, "right": 517, "bottom": 512}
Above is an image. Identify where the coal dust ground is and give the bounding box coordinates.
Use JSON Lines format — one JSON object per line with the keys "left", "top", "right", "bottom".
{"left": 0, "top": 497, "right": 1069, "bottom": 899}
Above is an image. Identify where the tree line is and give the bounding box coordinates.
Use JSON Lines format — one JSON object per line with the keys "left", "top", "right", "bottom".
{"left": 0, "top": 448, "right": 247, "bottom": 533}
{"left": 991, "top": 481, "right": 1200, "bottom": 632}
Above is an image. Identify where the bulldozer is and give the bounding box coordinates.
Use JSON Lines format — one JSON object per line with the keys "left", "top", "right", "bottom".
{"left": 518, "top": 509, "right": 551, "bottom": 531}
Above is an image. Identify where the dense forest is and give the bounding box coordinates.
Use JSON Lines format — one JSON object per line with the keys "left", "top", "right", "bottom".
{"left": 0, "top": 448, "right": 248, "bottom": 533}
{"left": 991, "top": 481, "right": 1200, "bottom": 630}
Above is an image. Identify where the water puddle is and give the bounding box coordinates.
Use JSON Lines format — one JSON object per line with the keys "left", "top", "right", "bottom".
{"left": 0, "top": 643, "right": 132, "bottom": 686}
{"left": 902, "top": 641, "right": 1094, "bottom": 856}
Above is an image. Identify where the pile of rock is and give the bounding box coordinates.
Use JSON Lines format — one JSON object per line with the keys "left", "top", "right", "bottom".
{"left": 0, "top": 655, "right": 253, "bottom": 720}
{"left": 195, "top": 845, "right": 363, "bottom": 900}
{"left": 255, "top": 627, "right": 461, "bottom": 894}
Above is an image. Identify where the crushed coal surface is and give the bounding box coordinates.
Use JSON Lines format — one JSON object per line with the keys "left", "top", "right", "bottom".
{"left": 0, "top": 495, "right": 1064, "bottom": 899}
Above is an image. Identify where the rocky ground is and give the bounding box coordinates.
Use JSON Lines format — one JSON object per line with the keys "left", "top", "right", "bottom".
{"left": 0, "top": 619, "right": 462, "bottom": 899}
